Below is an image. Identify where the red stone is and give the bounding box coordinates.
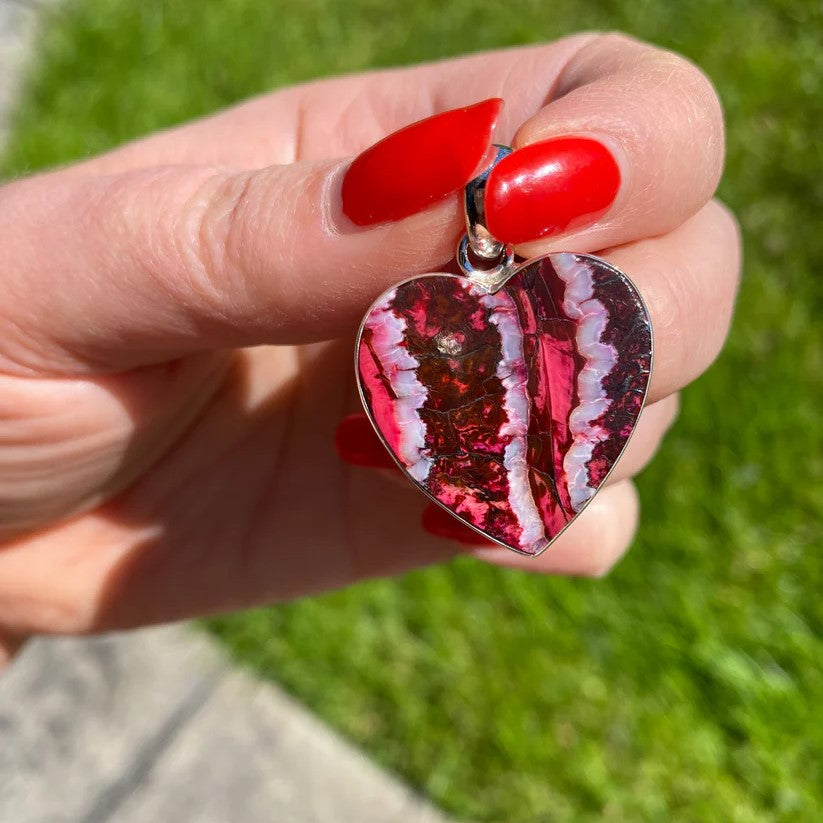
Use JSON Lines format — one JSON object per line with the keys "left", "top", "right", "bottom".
{"left": 356, "top": 253, "right": 652, "bottom": 556}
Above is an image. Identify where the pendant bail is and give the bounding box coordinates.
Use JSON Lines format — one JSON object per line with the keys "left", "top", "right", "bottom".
{"left": 458, "top": 144, "right": 516, "bottom": 291}
{"left": 464, "top": 144, "right": 511, "bottom": 259}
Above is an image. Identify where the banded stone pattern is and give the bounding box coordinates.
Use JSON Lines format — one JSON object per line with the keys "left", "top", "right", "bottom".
{"left": 357, "top": 253, "right": 652, "bottom": 555}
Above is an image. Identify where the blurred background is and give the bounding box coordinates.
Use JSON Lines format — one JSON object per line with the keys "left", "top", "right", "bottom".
{"left": 1, "top": 0, "right": 822, "bottom": 820}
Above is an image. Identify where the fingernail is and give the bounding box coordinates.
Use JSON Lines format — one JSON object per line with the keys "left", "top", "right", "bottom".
{"left": 341, "top": 98, "right": 503, "bottom": 226}
{"left": 335, "top": 413, "right": 397, "bottom": 469}
{"left": 485, "top": 137, "right": 621, "bottom": 244}
{"left": 421, "top": 504, "right": 497, "bottom": 546}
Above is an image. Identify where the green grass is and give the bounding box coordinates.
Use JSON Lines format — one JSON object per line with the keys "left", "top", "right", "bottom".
{"left": 4, "top": 0, "right": 823, "bottom": 819}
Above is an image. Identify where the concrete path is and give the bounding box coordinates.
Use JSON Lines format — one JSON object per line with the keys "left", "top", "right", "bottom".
{"left": 0, "top": 0, "right": 39, "bottom": 147}
{"left": 0, "top": 4, "right": 452, "bottom": 822}
{"left": 0, "top": 627, "right": 450, "bottom": 823}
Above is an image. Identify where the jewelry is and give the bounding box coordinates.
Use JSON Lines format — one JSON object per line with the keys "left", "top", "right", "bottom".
{"left": 355, "top": 146, "right": 653, "bottom": 555}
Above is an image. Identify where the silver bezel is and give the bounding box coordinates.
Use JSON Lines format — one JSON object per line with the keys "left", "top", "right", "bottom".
{"left": 353, "top": 252, "right": 655, "bottom": 557}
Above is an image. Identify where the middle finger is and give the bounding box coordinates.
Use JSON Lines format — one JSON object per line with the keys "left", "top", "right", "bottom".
{"left": 602, "top": 198, "right": 741, "bottom": 403}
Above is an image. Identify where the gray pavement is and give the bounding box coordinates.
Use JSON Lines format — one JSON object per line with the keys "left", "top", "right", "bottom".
{"left": 0, "top": 4, "right": 453, "bottom": 822}
{"left": 0, "top": 627, "right": 451, "bottom": 823}
{"left": 0, "top": 0, "right": 52, "bottom": 147}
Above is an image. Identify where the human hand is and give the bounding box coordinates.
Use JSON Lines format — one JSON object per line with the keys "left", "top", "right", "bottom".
{"left": 0, "top": 34, "right": 740, "bottom": 664}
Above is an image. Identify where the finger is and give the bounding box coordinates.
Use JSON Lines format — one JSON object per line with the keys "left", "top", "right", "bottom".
{"left": 473, "top": 479, "right": 639, "bottom": 576}
{"left": 491, "top": 33, "right": 724, "bottom": 254}
{"left": 0, "top": 338, "right": 643, "bottom": 633}
{"left": 606, "top": 199, "right": 741, "bottom": 402}
{"left": 0, "top": 104, "right": 499, "bottom": 374}
{"left": 1, "top": 36, "right": 725, "bottom": 375}
{"left": 0, "top": 175, "right": 735, "bottom": 384}
{"left": 0, "top": 342, "right": 459, "bottom": 634}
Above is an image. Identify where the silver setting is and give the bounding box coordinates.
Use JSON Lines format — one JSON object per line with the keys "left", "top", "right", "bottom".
{"left": 353, "top": 255, "right": 654, "bottom": 558}
{"left": 456, "top": 234, "right": 516, "bottom": 292}
{"left": 464, "top": 144, "right": 512, "bottom": 259}
{"left": 458, "top": 144, "right": 516, "bottom": 291}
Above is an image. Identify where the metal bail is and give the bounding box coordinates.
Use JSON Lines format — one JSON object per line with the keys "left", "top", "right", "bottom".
{"left": 458, "top": 144, "right": 516, "bottom": 291}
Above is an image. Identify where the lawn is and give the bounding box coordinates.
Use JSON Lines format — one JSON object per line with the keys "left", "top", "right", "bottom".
{"left": 4, "top": 0, "right": 822, "bottom": 820}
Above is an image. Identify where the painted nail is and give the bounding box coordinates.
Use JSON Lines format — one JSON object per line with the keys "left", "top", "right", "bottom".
{"left": 421, "top": 504, "right": 497, "bottom": 546}
{"left": 485, "top": 137, "right": 620, "bottom": 245}
{"left": 341, "top": 98, "right": 503, "bottom": 226}
{"left": 335, "top": 413, "right": 397, "bottom": 469}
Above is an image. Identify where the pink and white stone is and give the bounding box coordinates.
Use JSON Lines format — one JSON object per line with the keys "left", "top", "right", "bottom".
{"left": 356, "top": 253, "right": 653, "bottom": 556}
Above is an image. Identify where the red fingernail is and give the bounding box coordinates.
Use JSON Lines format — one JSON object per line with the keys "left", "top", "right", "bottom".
{"left": 421, "top": 504, "right": 497, "bottom": 546}
{"left": 335, "top": 413, "right": 397, "bottom": 469}
{"left": 485, "top": 137, "right": 620, "bottom": 244}
{"left": 341, "top": 98, "right": 503, "bottom": 226}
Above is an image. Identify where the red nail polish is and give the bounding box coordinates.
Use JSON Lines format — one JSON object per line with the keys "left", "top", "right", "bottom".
{"left": 335, "top": 413, "right": 397, "bottom": 469}
{"left": 341, "top": 98, "right": 503, "bottom": 226}
{"left": 421, "top": 504, "right": 497, "bottom": 546}
{"left": 485, "top": 137, "right": 620, "bottom": 245}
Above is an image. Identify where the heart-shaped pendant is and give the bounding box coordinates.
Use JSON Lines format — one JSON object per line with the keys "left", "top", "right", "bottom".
{"left": 356, "top": 252, "right": 652, "bottom": 555}
{"left": 354, "top": 145, "right": 652, "bottom": 556}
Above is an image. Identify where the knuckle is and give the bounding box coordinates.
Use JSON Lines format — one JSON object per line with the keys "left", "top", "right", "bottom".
{"left": 594, "top": 31, "right": 645, "bottom": 54}
{"left": 633, "top": 39, "right": 723, "bottom": 118}
{"left": 194, "top": 167, "right": 298, "bottom": 329}
{"left": 95, "top": 167, "right": 216, "bottom": 307}
{"left": 176, "top": 170, "right": 259, "bottom": 322}
{"left": 96, "top": 167, "right": 257, "bottom": 328}
{"left": 193, "top": 170, "right": 256, "bottom": 316}
{"left": 648, "top": 202, "right": 742, "bottom": 394}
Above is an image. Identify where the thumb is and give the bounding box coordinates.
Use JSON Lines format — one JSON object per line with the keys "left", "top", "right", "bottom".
{"left": 0, "top": 99, "right": 501, "bottom": 374}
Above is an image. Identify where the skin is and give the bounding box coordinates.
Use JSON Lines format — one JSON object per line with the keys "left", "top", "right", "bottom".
{"left": 0, "top": 34, "right": 741, "bottom": 667}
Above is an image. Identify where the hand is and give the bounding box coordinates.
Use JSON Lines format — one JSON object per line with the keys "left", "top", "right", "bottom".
{"left": 0, "top": 34, "right": 740, "bottom": 664}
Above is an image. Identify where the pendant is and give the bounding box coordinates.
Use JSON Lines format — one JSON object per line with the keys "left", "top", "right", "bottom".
{"left": 355, "top": 147, "right": 653, "bottom": 556}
